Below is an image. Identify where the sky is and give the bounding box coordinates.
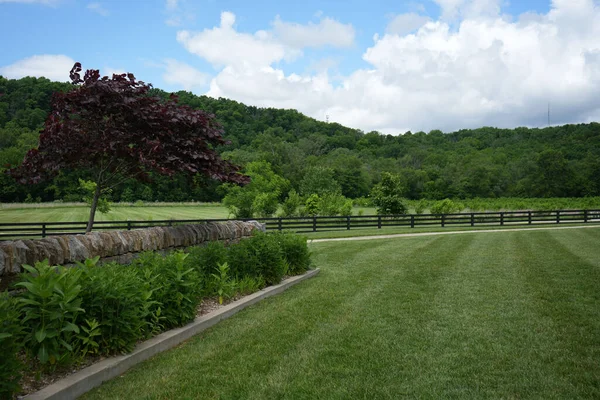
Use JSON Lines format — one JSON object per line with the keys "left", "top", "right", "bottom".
{"left": 1, "top": 0, "right": 599, "bottom": 134}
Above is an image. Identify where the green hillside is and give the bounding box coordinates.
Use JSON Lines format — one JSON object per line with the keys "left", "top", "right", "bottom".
{"left": 1, "top": 75, "right": 599, "bottom": 203}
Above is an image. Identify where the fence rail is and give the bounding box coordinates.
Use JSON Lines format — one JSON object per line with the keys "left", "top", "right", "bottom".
{"left": 1, "top": 209, "right": 600, "bottom": 240}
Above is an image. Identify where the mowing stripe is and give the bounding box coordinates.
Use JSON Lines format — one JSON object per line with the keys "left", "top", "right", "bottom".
{"left": 309, "top": 224, "right": 600, "bottom": 243}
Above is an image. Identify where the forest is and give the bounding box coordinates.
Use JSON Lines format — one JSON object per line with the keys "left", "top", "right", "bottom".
{"left": 1, "top": 75, "right": 599, "bottom": 205}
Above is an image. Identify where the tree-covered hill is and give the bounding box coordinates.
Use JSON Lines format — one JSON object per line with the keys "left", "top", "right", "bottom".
{"left": 1, "top": 75, "right": 599, "bottom": 203}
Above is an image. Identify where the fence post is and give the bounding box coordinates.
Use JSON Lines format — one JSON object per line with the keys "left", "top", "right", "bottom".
{"left": 42, "top": 223, "right": 46, "bottom": 238}
{"left": 411, "top": 215, "right": 415, "bottom": 228}
{"left": 377, "top": 216, "right": 382, "bottom": 229}
{"left": 346, "top": 216, "right": 350, "bottom": 230}
{"left": 471, "top": 213, "right": 475, "bottom": 227}
{"left": 312, "top": 216, "right": 317, "bottom": 232}
{"left": 127, "top": 220, "right": 132, "bottom": 231}
{"left": 441, "top": 214, "right": 445, "bottom": 228}
{"left": 500, "top": 212, "right": 504, "bottom": 226}
{"left": 528, "top": 211, "right": 532, "bottom": 225}
{"left": 168, "top": 219, "right": 173, "bottom": 227}
{"left": 556, "top": 211, "right": 560, "bottom": 224}
{"left": 584, "top": 209, "right": 588, "bottom": 223}
{"left": 278, "top": 218, "right": 282, "bottom": 231}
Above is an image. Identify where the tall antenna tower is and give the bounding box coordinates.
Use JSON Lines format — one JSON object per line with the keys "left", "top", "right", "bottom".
{"left": 548, "top": 102, "right": 550, "bottom": 126}
{"left": 326, "top": 114, "right": 330, "bottom": 123}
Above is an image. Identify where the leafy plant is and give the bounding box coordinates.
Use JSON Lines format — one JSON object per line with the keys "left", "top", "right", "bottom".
{"left": 430, "top": 198, "right": 462, "bottom": 214}
{"left": 141, "top": 251, "right": 202, "bottom": 329}
{"left": 235, "top": 275, "right": 266, "bottom": 296}
{"left": 16, "top": 260, "right": 83, "bottom": 366}
{"left": 78, "top": 263, "right": 147, "bottom": 354}
{"left": 228, "top": 232, "right": 287, "bottom": 285}
{"left": 0, "top": 291, "right": 23, "bottom": 399}
{"left": 211, "top": 263, "right": 236, "bottom": 305}
{"left": 186, "top": 241, "right": 228, "bottom": 288}
{"left": 370, "top": 172, "right": 407, "bottom": 215}
{"left": 280, "top": 189, "right": 301, "bottom": 217}
{"left": 275, "top": 232, "right": 312, "bottom": 275}
{"left": 75, "top": 318, "right": 101, "bottom": 358}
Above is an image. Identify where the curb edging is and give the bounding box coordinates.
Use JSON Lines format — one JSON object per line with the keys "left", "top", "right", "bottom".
{"left": 24, "top": 268, "right": 320, "bottom": 400}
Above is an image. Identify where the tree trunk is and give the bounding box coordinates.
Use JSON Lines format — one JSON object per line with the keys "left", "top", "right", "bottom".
{"left": 85, "top": 184, "right": 101, "bottom": 233}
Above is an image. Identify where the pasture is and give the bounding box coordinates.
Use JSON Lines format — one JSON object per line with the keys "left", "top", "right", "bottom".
{"left": 81, "top": 227, "right": 600, "bottom": 399}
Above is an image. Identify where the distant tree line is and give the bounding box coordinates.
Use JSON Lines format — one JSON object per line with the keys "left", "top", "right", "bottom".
{"left": 1, "top": 75, "right": 600, "bottom": 206}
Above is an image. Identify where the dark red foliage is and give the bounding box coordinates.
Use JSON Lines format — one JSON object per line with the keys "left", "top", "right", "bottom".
{"left": 11, "top": 63, "right": 249, "bottom": 187}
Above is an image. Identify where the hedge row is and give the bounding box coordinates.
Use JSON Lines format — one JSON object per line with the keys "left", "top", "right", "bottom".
{"left": 0, "top": 231, "right": 312, "bottom": 399}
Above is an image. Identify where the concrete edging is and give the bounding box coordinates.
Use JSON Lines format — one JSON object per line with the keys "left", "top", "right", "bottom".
{"left": 24, "top": 268, "right": 320, "bottom": 400}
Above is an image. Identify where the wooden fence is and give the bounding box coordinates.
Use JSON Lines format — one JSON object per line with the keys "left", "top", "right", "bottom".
{"left": 1, "top": 209, "right": 600, "bottom": 240}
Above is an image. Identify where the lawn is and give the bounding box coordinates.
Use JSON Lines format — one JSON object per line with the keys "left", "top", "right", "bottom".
{"left": 0, "top": 203, "right": 231, "bottom": 223}
{"left": 81, "top": 227, "right": 600, "bottom": 399}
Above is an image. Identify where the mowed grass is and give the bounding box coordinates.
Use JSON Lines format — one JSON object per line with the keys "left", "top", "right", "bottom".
{"left": 0, "top": 204, "right": 230, "bottom": 223}
{"left": 82, "top": 228, "right": 600, "bottom": 399}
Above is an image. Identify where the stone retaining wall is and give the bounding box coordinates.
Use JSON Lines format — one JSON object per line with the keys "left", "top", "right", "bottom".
{"left": 0, "top": 221, "right": 265, "bottom": 276}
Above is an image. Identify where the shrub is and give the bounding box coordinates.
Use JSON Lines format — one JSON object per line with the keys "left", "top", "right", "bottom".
{"left": 235, "top": 275, "right": 266, "bottom": 296}
{"left": 186, "top": 241, "right": 228, "bottom": 282}
{"left": 228, "top": 232, "right": 287, "bottom": 285}
{"left": 430, "top": 198, "right": 462, "bottom": 214}
{"left": 414, "top": 199, "right": 427, "bottom": 214}
{"left": 16, "top": 260, "right": 83, "bottom": 366}
{"left": 78, "top": 263, "right": 147, "bottom": 354}
{"left": 304, "top": 194, "right": 320, "bottom": 216}
{"left": 0, "top": 292, "right": 23, "bottom": 399}
{"left": 370, "top": 173, "right": 407, "bottom": 215}
{"left": 136, "top": 251, "right": 202, "bottom": 329}
{"left": 280, "top": 189, "right": 301, "bottom": 217}
{"left": 275, "top": 232, "right": 312, "bottom": 275}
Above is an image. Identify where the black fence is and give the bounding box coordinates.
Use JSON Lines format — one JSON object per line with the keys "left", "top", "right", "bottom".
{"left": 1, "top": 209, "right": 600, "bottom": 241}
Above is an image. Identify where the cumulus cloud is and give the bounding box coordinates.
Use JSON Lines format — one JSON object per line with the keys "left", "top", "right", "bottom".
{"left": 166, "top": 0, "right": 177, "bottom": 9}
{"left": 177, "top": 12, "right": 292, "bottom": 68}
{"left": 87, "top": 2, "right": 109, "bottom": 16}
{"left": 180, "top": 1, "right": 600, "bottom": 133}
{"left": 386, "top": 13, "right": 431, "bottom": 35}
{"left": 272, "top": 16, "right": 355, "bottom": 48}
{"left": 0, "top": 54, "right": 75, "bottom": 81}
{"left": 162, "top": 59, "right": 208, "bottom": 91}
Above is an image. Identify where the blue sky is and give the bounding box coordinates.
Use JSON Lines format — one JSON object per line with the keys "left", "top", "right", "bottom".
{"left": 1, "top": 0, "right": 598, "bottom": 134}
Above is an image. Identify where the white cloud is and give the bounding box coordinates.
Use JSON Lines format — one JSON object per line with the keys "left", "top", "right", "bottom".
{"left": 0, "top": 54, "right": 75, "bottom": 82}
{"left": 386, "top": 13, "right": 431, "bottom": 35}
{"left": 177, "top": 11, "right": 292, "bottom": 68}
{"left": 162, "top": 59, "right": 208, "bottom": 91}
{"left": 272, "top": 16, "right": 355, "bottom": 48}
{"left": 180, "top": 2, "right": 600, "bottom": 133}
{"left": 87, "top": 2, "right": 108, "bottom": 16}
{"left": 434, "top": 0, "right": 503, "bottom": 20}
{"left": 166, "top": 0, "right": 177, "bottom": 9}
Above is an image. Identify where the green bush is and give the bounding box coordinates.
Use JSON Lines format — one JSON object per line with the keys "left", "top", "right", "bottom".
{"left": 148, "top": 252, "right": 202, "bottom": 329}
{"left": 275, "top": 232, "right": 312, "bottom": 275}
{"left": 280, "top": 189, "right": 301, "bottom": 217}
{"left": 0, "top": 292, "right": 23, "bottom": 399}
{"left": 186, "top": 241, "right": 228, "bottom": 283}
{"left": 78, "top": 263, "right": 147, "bottom": 354}
{"left": 16, "top": 260, "right": 83, "bottom": 366}
{"left": 228, "top": 233, "right": 287, "bottom": 285}
{"left": 430, "top": 198, "right": 462, "bottom": 214}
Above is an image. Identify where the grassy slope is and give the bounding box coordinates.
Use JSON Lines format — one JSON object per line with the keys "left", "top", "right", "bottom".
{"left": 82, "top": 228, "right": 600, "bottom": 399}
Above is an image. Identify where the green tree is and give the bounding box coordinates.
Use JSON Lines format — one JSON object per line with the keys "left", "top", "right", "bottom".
{"left": 370, "top": 172, "right": 407, "bottom": 215}
{"left": 222, "top": 161, "right": 289, "bottom": 218}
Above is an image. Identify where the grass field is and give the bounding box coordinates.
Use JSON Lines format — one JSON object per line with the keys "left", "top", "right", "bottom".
{"left": 0, "top": 203, "right": 231, "bottom": 223}
{"left": 81, "top": 227, "right": 600, "bottom": 399}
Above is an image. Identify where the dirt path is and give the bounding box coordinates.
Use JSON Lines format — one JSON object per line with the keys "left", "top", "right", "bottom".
{"left": 309, "top": 224, "right": 600, "bottom": 243}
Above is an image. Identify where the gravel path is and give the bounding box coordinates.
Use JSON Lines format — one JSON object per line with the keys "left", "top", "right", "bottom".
{"left": 309, "top": 224, "right": 600, "bottom": 243}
